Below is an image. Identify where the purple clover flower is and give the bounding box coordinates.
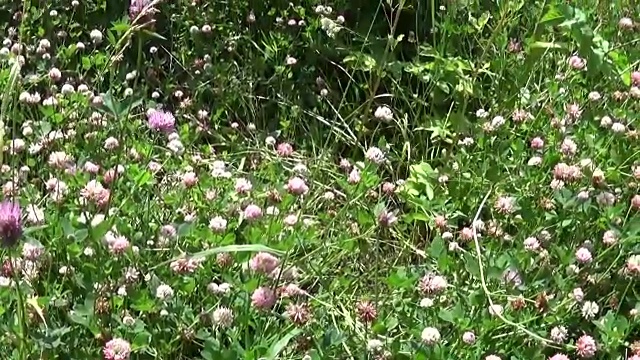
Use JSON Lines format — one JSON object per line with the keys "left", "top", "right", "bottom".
{"left": 129, "top": 0, "right": 152, "bottom": 21}
{"left": 147, "top": 110, "right": 175, "bottom": 133}
{"left": 0, "top": 201, "right": 22, "bottom": 247}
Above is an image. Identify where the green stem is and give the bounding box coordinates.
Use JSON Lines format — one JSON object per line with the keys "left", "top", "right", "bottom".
{"left": 460, "top": 4, "right": 513, "bottom": 116}
{"left": 362, "top": 0, "right": 406, "bottom": 121}
{"left": 11, "top": 253, "right": 28, "bottom": 360}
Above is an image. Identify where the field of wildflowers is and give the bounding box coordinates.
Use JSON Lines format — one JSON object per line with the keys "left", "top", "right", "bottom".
{"left": 0, "top": 0, "right": 639, "bottom": 359}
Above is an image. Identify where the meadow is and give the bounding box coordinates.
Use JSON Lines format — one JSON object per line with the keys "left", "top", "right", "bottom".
{"left": 0, "top": 0, "right": 639, "bottom": 359}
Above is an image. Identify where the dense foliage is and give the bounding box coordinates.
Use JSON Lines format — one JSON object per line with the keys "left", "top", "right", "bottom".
{"left": 0, "top": 0, "right": 639, "bottom": 359}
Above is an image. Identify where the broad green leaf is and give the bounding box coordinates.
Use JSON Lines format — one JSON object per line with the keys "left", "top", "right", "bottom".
{"left": 438, "top": 308, "right": 455, "bottom": 323}
{"left": 264, "top": 328, "right": 302, "bottom": 360}
{"left": 539, "top": 5, "right": 564, "bottom": 26}
{"left": 463, "top": 252, "right": 480, "bottom": 278}
{"left": 429, "top": 237, "right": 445, "bottom": 259}
{"left": 132, "top": 331, "right": 152, "bottom": 350}
{"left": 425, "top": 182, "right": 434, "bottom": 200}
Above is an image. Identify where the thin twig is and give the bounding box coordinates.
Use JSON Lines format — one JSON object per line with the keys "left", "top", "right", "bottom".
{"left": 471, "top": 189, "right": 563, "bottom": 348}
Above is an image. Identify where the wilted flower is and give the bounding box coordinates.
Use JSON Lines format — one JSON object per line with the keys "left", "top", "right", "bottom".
{"left": 279, "top": 283, "right": 306, "bottom": 298}
{"left": 286, "top": 302, "right": 312, "bottom": 325}
{"left": 212, "top": 307, "right": 234, "bottom": 328}
{"left": 512, "top": 109, "right": 531, "bottom": 122}
{"left": 170, "top": 257, "right": 202, "bottom": 274}
{"left": 507, "top": 38, "right": 522, "bottom": 53}
{"left": 355, "top": 300, "right": 377, "bottom": 323}
{"left": 377, "top": 208, "right": 398, "bottom": 227}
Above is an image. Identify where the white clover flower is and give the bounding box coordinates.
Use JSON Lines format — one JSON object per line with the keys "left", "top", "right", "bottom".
{"left": 374, "top": 105, "right": 393, "bottom": 122}
{"left": 320, "top": 17, "right": 341, "bottom": 37}
{"left": 61, "top": 84, "right": 75, "bottom": 94}
{"left": 490, "top": 115, "right": 505, "bottom": 128}
{"left": 476, "top": 109, "right": 489, "bottom": 118}
{"left": 285, "top": 55, "right": 297, "bottom": 65}
{"left": 488, "top": 304, "right": 504, "bottom": 316}
{"left": 581, "top": 301, "right": 599, "bottom": 319}
{"left": 167, "top": 139, "right": 184, "bottom": 155}
{"left": 90, "top": 29, "right": 103, "bottom": 43}
{"left": 419, "top": 298, "right": 434, "bottom": 308}
{"left": 550, "top": 325, "right": 567, "bottom": 343}
{"left": 155, "top": 284, "right": 174, "bottom": 300}
{"left": 420, "top": 327, "right": 440, "bottom": 345}
{"left": 366, "top": 339, "right": 383, "bottom": 352}
{"left": 365, "top": 147, "right": 385, "bottom": 164}
{"left": 611, "top": 122, "right": 626, "bottom": 133}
